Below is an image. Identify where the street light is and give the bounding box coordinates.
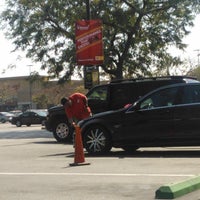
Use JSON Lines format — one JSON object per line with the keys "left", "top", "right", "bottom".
{"left": 27, "top": 65, "right": 33, "bottom": 109}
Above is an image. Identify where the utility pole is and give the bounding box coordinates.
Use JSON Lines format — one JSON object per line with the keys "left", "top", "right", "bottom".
{"left": 194, "top": 49, "right": 200, "bottom": 66}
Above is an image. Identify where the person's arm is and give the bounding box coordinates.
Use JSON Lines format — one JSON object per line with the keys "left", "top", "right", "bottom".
{"left": 82, "top": 96, "right": 88, "bottom": 107}
{"left": 83, "top": 96, "right": 92, "bottom": 116}
{"left": 68, "top": 117, "right": 73, "bottom": 125}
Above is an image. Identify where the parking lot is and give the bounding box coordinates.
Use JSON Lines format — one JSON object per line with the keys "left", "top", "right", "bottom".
{"left": 0, "top": 123, "right": 200, "bottom": 200}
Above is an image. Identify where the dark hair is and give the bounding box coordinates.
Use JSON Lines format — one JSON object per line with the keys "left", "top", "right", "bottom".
{"left": 60, "top": 97, "right": 69, "bottom": 105}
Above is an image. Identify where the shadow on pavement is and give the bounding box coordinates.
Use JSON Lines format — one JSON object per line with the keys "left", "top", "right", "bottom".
{"left": 40, "top": 146, "right": 200, "bottom": 159}
{"left": 84, "top": 147, "right": 200, "bottom": 158}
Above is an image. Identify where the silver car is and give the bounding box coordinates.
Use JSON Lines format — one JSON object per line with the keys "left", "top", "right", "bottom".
{"left": 0, "top": 112, "right": 14, "bottom": 123}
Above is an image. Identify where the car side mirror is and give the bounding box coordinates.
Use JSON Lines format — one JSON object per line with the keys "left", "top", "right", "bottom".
{"left": 134, "top": 102, "right": 141, "bottom": 111}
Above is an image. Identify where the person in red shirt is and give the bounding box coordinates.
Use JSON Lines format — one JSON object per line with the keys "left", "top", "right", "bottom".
{"left": 61, "top": 93, "right": 92, "bottom": 125}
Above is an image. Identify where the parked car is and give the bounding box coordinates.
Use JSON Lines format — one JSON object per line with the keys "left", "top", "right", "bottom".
{"left": 9, "top": 110, "right": 22, "bottom": 116}
{"left": 78, "top": 82, "right": 200, "bottom": 155}
{"left": 0, "top": 112, "right": 14, "bottom": 123}
{"left": 45, "top": 76, "right": 197, "bottom": 142}
{"left": 11, "top": 110, "right": 47, "bottom": 127}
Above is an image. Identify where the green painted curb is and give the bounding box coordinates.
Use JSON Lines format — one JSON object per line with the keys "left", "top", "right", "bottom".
{"left": 155, "top": 176, "right": 200, "bottom": 199}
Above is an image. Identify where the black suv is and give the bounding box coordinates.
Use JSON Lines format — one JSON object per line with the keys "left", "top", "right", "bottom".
{"left": 45, "top": 76, "right": 197, "bottom": 142}
{"left": 79, "top": 81, "right": 200, "bottom": 155}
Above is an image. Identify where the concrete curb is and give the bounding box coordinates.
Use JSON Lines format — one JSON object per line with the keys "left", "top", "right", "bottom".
{"left": 155, "top": 176, "right": 200, "bottom": 199}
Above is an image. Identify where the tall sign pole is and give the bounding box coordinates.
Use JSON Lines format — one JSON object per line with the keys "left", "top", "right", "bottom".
{"left": 86, "top": 0, "right": 90, "bottom": 20}
{"left": 84, "top": 0, "right": 91, "bottom": 89}
{"left": 75, "top": 1, "right": 103, "bottom": 89}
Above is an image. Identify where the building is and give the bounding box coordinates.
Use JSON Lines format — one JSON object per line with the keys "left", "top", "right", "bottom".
{"left": 0, "top": 76, "right": 86, "bottom": 111}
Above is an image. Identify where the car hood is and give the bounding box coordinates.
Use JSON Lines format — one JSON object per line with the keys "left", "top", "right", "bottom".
{"left": 93, "top": 108, "right": 126, "bottom": 117}
{"left": 79, "top": 107, "right": 127, "bottom": 126}
{"left": 48, "top": 105, "right": 64, "bottom": 112}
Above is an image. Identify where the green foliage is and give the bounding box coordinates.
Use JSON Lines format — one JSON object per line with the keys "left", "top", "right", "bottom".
{"left": 1, "top": 0, "right": 200, "bottom": 80}
{"left": 188, "top": 66, "right": 200, "bottom": 80}
{"left": 32, "top": 94, "right": 48, "bottom": 109}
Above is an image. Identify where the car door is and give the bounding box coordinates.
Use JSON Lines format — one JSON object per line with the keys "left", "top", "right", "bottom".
{"left": 30, "top": 112, "right": 41, "bottom": 124}
{"left": 21, "top": 112, "right": 31, "bottom": 124}
{"left": 118, "top": 86, "right": 179, "bottom": 145}
{"left": 173, "top": 84, "right": 200, "bottom": 143}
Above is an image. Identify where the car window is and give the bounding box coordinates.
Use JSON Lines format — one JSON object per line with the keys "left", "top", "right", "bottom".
{"left": 140, "top": 87, "right": 179, "bottom": 109}
{"left": 87, "top": 86, "right": 107, "bottom": 100}
{"left": 182, "top": 85, "right": 200, "bottom": 104}
{"left": 110, "top": 83, "right": 139, "bottom": 108}
{"left": 30, "top": 112, "right": 37, "bottom": 116}
{"left": 35, "top": 111, "right": 47, "bottom": 116}
{"left": 21, "top": 112, "right": 27, "bottom": 117}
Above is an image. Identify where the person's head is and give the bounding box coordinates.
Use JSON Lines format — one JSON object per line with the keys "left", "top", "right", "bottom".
{"left": 60, "top": 97, "right": 71, "bottom": 106}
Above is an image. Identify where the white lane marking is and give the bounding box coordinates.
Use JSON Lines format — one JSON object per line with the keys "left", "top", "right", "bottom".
{"left": 0, "top": 173, "right": 196, "bottom": 177}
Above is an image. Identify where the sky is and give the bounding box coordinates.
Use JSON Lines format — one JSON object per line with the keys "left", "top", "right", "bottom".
{"left": 169, "top": 15, "right": 200, "bottom": 62}
{"left": 0, "top": 2, "right": 200, "bottom": 78}
{"left": 0, "top": 0, "right": 48, "bottom": 78}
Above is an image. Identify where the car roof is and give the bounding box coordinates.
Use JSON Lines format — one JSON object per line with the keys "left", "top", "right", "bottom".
{"left": 86, "top": 76, "right": 198, "bottom": 93}
{"left": 109, "top": 76, "right": 197, "bottom": 84}
{"left": 138, "top": 81, "right": 200, "bottom": 101}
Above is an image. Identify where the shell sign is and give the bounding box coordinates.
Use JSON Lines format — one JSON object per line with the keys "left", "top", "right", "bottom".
{"left": 75, "top": 20, "right": 104, "bottom": 65}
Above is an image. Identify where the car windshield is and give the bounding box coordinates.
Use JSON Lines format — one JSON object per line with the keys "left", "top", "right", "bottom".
{"left": 87, "top": 86, "right": 108, "bottom": 100}
{"left": 34, "top": 110, "right": 47, "bottom": 116}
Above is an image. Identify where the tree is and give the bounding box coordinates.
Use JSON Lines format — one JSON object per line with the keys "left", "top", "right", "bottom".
{"left": 1, "top": 0, "right": 200, "bottom": 80}
{"left": 32, "top": 94, "right": 48, "bottom": 109}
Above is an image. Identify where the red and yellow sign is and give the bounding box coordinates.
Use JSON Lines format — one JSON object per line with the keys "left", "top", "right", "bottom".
{"left": 75, "top": 20, "right": 104, "bottom": 65}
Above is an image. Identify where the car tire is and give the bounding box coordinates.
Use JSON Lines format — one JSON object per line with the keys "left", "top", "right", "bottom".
{"left": 16, "top": 120, "right": 22, "bottom": 127}
{"left": 82, "top": 125, "right": 112, "bottom": 155}
{"left": 53, "top": 120, "right": 72, "bottom": 143}
{"left": 0, "top": 119, "right": 6, "bottom": 123}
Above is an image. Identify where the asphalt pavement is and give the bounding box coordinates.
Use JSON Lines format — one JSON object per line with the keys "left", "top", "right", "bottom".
{"left": 1, "top": 123, "right": 200, "bottom": 200}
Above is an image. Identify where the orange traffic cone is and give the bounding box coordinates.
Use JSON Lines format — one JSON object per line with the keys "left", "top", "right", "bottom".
{"left": 69, "top": 123, "right": 90, "bottom": 167}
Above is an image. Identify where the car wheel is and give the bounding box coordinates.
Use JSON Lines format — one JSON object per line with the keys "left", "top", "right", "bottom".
{"left": 26, "top": 123, "right": 31, "bottom": 127}
{"left": 16, "top": 120, "right": 22, "bottom": 127}
{"left": 53, "top": 120, "right": 72, "bottom": 143}
{"left": 83, "top": 125, "right": 112, "bottom": 155}
{"left": 0, "top": 119, "right": 6, "bottom": 123}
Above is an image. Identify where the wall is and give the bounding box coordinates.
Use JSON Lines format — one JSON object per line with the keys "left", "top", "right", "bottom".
{"left": 0, "top": 76, "right": 86, "bottom": 111}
